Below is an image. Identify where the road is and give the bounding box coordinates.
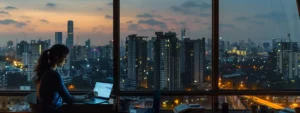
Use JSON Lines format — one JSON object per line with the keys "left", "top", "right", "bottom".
{"left": 243, "top": 96, "right": 284, "bottom": 109}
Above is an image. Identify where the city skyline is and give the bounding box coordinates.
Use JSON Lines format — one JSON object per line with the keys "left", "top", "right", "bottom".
{"left": 0, "top": 0, "right": 298, "bottom": 46}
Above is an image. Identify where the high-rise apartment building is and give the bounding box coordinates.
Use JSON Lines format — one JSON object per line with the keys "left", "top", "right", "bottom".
{"left": 16, "top": 41, "right": 29, "bottom": 59}
{"left": 274, "top": 42, "right": 299, "bottom": 80}
{"left": 153, "top": 32, "right": 180, "bottom": 90}
{"left": 126, "top": 34, "right": 147, "bottom": 90}
{"left": 181, "top": 38, "right": 206, "bottom": 87}
{"left": 55, "top": 32, "right": 63, "bottom": 44}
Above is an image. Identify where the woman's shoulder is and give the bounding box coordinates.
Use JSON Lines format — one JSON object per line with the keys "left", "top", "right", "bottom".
{"left": 43, "top": 68, "right": 60, "bottom": 78}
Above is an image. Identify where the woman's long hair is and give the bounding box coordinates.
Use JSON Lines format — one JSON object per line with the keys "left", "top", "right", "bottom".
{"left": 33, "top": 44, "right": 69, "bottom": 84}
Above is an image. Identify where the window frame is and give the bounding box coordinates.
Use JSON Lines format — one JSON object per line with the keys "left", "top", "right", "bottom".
{"left": 1, "top": 0, "right": 300, "bottom": 112}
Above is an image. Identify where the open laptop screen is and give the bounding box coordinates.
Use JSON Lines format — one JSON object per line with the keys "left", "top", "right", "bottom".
{"left": 93, "top": 82, "right": 113, "bottom": 98}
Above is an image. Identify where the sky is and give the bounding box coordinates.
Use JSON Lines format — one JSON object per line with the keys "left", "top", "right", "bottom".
{"left": 0, "top": 0, "right": 299, "bottom": 46}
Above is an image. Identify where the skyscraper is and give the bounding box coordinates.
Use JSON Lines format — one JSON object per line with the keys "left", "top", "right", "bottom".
{"left": 7, "top": 41, "right": 13, "bottom": 49}
{"left": 85, "top": 39, "right": 91, "bottom": 49}
{"left": 181, "top": 38, "right": 206, "bottom": 87}
{"left": 153, "top": 32, "right": 180, "bottom": 90}
{"left": 16, "top": 41, "right": 29, "bottom": 59}
{"left": 275, "top": 42, "right": 299, "bottom": 80}
{"left": 147, "top": 37, "right": 156, "bottom": 61}
{"left": 126, "top": 34, "right": 147, "bottom": 90}
{"left": 66, "top": 20, "right": 74, "bottom": 48}
{"left": 109, "top": 40, "right": 113, "bottom": 60}
{"left": 98, "top": 45, "right": 113, "bottom": 60}
{"left": 263, "top": 42, "right": 270, "bottom": 52}
{"left": 181, "top": 28, "right": 186, "bottom": 41}
{"left": 22, "top": 52, "right": 40, "bottom": 81}
{"left": 65, "top": 20, "right": 74, "bottom": 70}
{"left": 29, "top": 40, "right": 50, "bottom": 54}
{"left": 120, "top": 40, "right": 125, "bottom": 58}
{"left": 72, "top": 46, "right": 87, "bottom": 61}
{"left": 55, "top": 32, "right": 63, "bottom": 44}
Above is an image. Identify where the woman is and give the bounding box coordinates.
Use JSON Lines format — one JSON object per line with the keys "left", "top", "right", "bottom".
{"left": 34, "top": 44, "right": 92, "bottom": 113}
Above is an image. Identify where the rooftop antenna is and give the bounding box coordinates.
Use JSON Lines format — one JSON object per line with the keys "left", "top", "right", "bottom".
{"left": 185, "top": 26, "right": 190, "bottom": 38}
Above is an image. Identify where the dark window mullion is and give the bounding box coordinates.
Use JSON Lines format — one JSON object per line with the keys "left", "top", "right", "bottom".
{"left": 212, "top": 0, "right": 219, "bottom": 111}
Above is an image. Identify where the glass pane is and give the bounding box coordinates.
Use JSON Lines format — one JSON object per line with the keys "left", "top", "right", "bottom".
{"left": 219, "top": 95, "right": 300, "bottom": 112}
{"left": 0, "top": 96, "right": 30, "bottom": 112}
{"left": 0, "top": 0, "right": 112, "bottom": 91}
{"left": 120, "top": 0, "right": 212, "bottom": 91}
{"left": 119, "top": 96, "right": 211, "bottom": 112}
{"left": 219, "top": 0, "right": 300, "bottom": 90}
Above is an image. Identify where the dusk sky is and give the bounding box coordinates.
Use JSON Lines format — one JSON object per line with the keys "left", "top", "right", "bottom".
{"left": 0, "top": 0, "right": 299, "bottom": 46}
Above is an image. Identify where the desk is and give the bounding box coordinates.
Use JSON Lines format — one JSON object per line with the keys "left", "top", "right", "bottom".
{"left": 25, "top": 93, "right": 114, "bottom": 113}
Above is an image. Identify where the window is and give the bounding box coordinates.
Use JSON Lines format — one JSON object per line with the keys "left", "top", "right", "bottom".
{"left": 0, "top": 0, "right": 113, "bottom": 91}
{"left": 219, "top": 0, "right": 300, "bottom": 90}
{"left": 2, "top": 0, "right": 300, "bottom": 112}
{"left": 120, "top": 0, "right": 212, "bottom": 91}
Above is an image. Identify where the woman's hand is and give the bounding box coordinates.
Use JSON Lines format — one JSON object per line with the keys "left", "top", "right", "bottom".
{"left": 85, "top": 91, "right": 95, "bottom": 99}
{"left": 73, "top": 92, "right": 95, "bottom": 102}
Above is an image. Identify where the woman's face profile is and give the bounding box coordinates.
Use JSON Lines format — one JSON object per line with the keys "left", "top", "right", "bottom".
{"left": 57, "top": 54, "right": 68, "bottom": 67}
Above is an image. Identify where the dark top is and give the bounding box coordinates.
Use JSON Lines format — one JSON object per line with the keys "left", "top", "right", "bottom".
{"left": 36, "top": 68, "right": 74, "bottom": 113}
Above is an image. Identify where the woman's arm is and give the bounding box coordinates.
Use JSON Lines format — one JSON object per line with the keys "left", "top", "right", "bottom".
{"left": 54, "top": 72, "right": 92, "bottom": 103}
{"left": 53, "top": 72, "right": 75, "bottom": 104}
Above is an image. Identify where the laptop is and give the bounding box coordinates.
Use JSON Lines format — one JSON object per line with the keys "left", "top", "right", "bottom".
{"left": 84, "top": 82, "right": 113, "bottom": 104}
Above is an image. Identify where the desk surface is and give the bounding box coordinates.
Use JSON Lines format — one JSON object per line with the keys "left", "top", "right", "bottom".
{"left": 25, "top": 93, "right": 115, "bottom": 113}
{"left": 25, "top": 93, "right": 114, "bottom": 105}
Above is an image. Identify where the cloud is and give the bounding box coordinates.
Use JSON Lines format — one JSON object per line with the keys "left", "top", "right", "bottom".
{"left": 163, "top": 18, "right": 176, "bottom": 21}
{"left": 0, "top": 11, "right": 9, "bottom": 15}
{"left": 20, "top": 16, "right": 31, "bottom": 19}
{"left": 254, "top": 12, "right": 287, "bottom": 22}
{"left": 138, "top": 19, "right": 167, "bottom": 28}
{"left": 172, "top": 21, "right": 186, "bottom": 26}
{"left": 234, "top": 16, "right": 264, "bottom": 26}
{"left": 46, "top": 3, "right": 56, "bottom": 7}
{"left": 128, "top": 24, "right": 139, "bottom": 30}
{"left": 199, "top": 13, "right": 211, "bottom": 17}
{"left": 40, "top": 19, "right": 49, "bottom": 24}
{"left": 170, "top": 6, "right": 195, "bottom": 15}
{"left": 5, "top": 6, "right": 17, "bottom": 10}
{"left": 137, "top": 13, "right": 154, "bottom": 18}
{"left": 181, "top": 1, "right": 211, "bottom": 9}
{"left": 138, "top": 28, "right": 155, "bottom": 32}
{"left": 126, "top": 20, "right": 133, "bottom": 24}
{"left": 171, "top": 1, "right": 211, "bottom": 15}
{"left": 235, "top": 16, "right": 251, "bottom": 21}
{"left": 97, "top": 8, "right": 103, "bottom": 11}
{"left": 105, "top": 15, "right": 113, "bottom": 19}
{"left": 92, "top": 25, "right": 105, "bottom": 32}
{"left": 136, "top": 13, "right": 161, "bottom": 18}
{"left": 219, "top": 24, "right": 240, "bottom": 31}
{"left": 107, "top": 2, "right": 113, "bottom": 6}
{"left": 0, "top": 19, "right": 27, "bottom": 28}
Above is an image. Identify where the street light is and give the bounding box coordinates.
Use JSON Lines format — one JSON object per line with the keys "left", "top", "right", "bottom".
{"left": 174, "top": 99, "right": 179, "bottom": 105}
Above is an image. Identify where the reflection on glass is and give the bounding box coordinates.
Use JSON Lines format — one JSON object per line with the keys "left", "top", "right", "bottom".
{"left": 219, "top": 95, "right": 300, "bottom": 111}
{"left": 120, "top": 0, "right": 212, "bottom": 91}
{"left": 0, "top": 96, "right": 30, "bottom": 112}
{"left": 219, "top": 0, "right": 300, "bottom": 90}
{"left": 119, "top": 96, "right": 211, "bottom": 112}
